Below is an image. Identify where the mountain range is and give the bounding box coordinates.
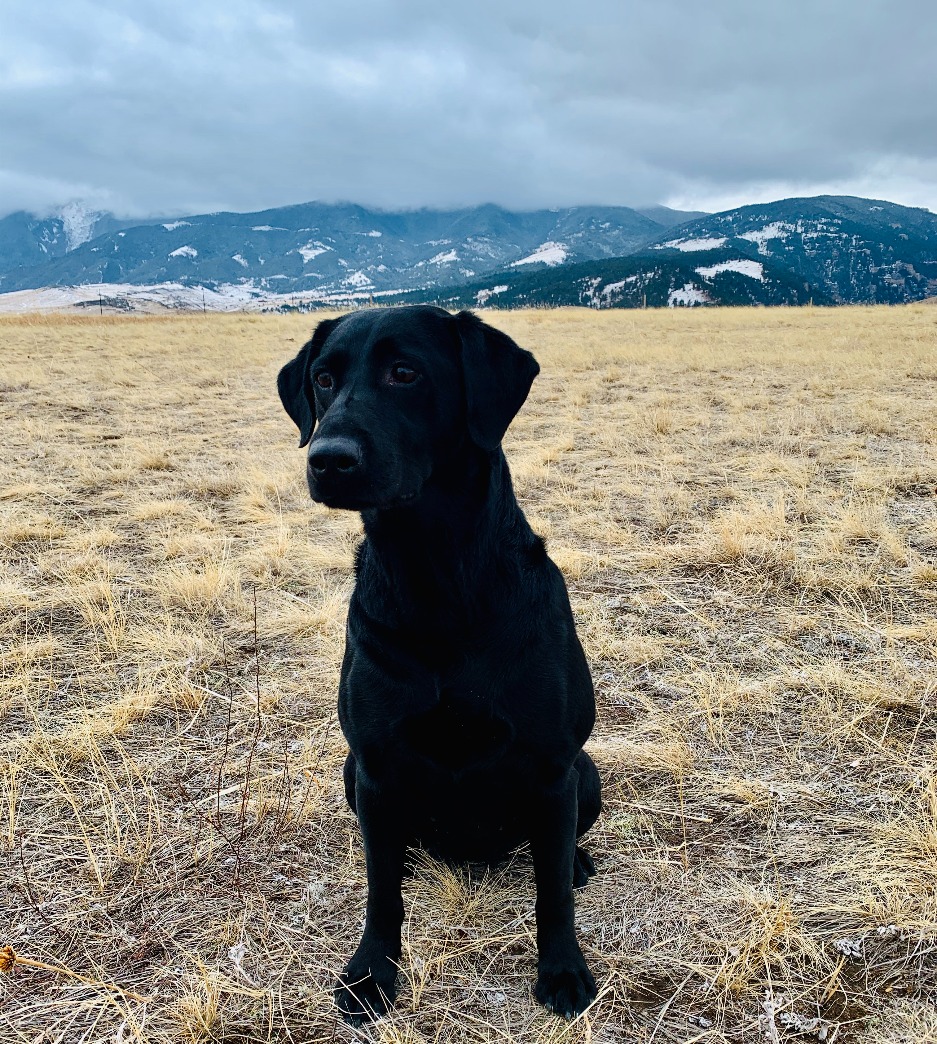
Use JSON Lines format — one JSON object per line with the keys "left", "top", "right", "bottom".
{"left": 0, "top": 196, "right": 935, "bottom": 310}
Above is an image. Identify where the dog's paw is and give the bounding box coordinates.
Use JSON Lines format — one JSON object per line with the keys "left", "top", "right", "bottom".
{"left": 535, "top": 955, "right": 597, "bottom": 1019}
{"left": 573, "top": 845, "right": 596, "bottom": 889}
{"left": 335, "top": 954, "right": 397, "bottom": 1025}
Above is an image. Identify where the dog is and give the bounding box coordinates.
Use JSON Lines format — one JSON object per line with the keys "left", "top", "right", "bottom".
{"left": 277, "top": 305, "right": 601, "bottom": 1023}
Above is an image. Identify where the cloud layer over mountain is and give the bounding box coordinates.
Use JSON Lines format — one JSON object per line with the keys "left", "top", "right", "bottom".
{"left": 2, "top": 0, "right": 936, "bottom": 218}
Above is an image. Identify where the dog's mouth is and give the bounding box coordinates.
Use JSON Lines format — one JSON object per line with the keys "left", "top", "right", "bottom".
{"left": 306, "top": 452, "right": 425, "bottom": 512}
{"left": 312, "top": 488, "right": 420, "bottom": 512}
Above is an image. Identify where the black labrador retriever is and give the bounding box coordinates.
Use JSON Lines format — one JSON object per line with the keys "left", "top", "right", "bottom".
{"left": 277, "top": 305, "right": 601, "bottom": 1023}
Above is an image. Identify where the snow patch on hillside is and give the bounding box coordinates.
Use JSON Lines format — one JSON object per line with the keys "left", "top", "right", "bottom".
{"left": 739, "top": 222, "right": 796, "bottom": 254}
{"left": 169, "top": 245, "right": 197, "bottom": 258}
{"left": 511, "top": 242, "right": 568, "bottom": 266}
{"left": 0, "top": 283, "right": 259, "bottom": 313}
{"left": 696, "top": 260, "right": 765, "bottom": 282}
{"left": 576, "top": 274, "right": 645, "bottom": 307}
{"left": 465, "top": 236, "right": 499, "bottom": 259}
{"left": 59, "top": 202, "right": 98, "bottom": 251}
{"left": 342, "top": 271, "right": 372, "bottom": 288}
{"left": 297, "top": 241, "right": 330, "bottom": 262}
{"left": 163, "top": 221, "right": 191, "bottom": 231}
{"left": 660, "top": 236, "right": 727, "bottom": 252}
{"left": 0, "top": 281, "right": 412, "bottom": 314}
{"left": 602, "top": 275, "right": 640, "bottom": 297}
{"left": 476, "top": 285, "right": 509, "bottom": 305}
{"left": 252, "top": 225, "right": 287, "bottom": 232}
{"left": 429, "top": 250, "right": 458, "bottom": 264}
{"left": 668, "top": 283, "right": 710, "bottom": 306}
{"left": 232, "top": 254, "right": 249, "bottom": 268}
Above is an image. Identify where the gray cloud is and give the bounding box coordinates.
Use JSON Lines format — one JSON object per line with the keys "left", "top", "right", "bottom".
{"left": 2, "top": 0, "right": 936, "bottom": 218}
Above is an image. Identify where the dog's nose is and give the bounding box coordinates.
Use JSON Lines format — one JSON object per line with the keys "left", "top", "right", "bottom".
{"left": 308, "top": 437, "right": 362, "bottom": 477}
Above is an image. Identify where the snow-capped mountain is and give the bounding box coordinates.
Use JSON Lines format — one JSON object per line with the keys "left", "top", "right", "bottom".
{"left": 389, "top": 246, "right": 823, "bottom": 310}
{"left": 642, "top": 196, "right": 937, "bottom": 304}
{"left": 0, "top": 202, "right": 673, "bottom": 296}
{"left": 0, "top": 205, "right": 152, "bottom": 274}
{"left": 0, "top": 195, "right": 935, "bottom": 309}
{"left": 417, "top": 196, "right": 937, "bottom": 309}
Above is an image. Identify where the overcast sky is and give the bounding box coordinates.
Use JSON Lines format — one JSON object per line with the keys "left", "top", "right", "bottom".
{"left": 2, "top": 0, "right": 936, "bottom": 219}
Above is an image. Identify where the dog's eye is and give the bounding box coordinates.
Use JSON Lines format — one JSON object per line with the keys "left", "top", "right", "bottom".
{"left": 390, "top": 365, "right": 419, "bottom": 385}
{"left": 315, "top": 372, "right": 334, "bottom": 390}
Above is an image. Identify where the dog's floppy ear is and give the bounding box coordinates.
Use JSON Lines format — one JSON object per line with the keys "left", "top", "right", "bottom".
{"left": 455, "top": 310, "right": 540, "bottom": 451}
{"left": 277, "top": 318, "right": 341, "bottom": 447}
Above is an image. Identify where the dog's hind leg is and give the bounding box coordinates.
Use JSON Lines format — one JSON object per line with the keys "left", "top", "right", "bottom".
{"left": 572, "top": 751, "right": 600, "bottom": 888}
{"left": 343, "top": 752, "right": 358, "bottom": 814}
{"left": 573, "top": 846, "right": 596, "bottom": 888}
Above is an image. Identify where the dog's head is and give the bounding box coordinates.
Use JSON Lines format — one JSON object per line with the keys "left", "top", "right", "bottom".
{"left": 277, "top": 306, "right": 539, "bottom": 511}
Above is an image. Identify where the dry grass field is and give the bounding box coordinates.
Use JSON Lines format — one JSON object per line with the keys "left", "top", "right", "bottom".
{"left": 1, "top": 305, "right": 935, "bottom": 1043}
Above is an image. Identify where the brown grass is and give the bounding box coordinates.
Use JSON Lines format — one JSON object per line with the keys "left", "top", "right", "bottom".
{"left": 0, "top": 305, "right": 935, "bottom": 1042}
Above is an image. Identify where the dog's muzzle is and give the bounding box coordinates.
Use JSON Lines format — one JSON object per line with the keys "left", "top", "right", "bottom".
{"left": 306, "top": 436, "right": 373, "bottom": 508}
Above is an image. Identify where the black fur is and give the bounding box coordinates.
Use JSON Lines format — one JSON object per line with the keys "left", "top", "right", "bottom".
{"left": 277, "top": 305, "right": 601, "bottom": 1023}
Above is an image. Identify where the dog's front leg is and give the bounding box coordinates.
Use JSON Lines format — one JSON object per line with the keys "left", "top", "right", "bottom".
{"left": 335, "top": 771, "right": 407, "bottom": 1024}
{"left": 531, "top": 770, "right": 598, "bottom": 1018}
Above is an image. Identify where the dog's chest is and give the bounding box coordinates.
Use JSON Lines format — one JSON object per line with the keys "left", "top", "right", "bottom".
{"left": 401, "top": 692, "right": 513, "bottom": 773}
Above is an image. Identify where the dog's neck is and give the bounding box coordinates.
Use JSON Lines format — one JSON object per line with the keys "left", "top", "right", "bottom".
{"left": 356, "top": 445, "right": 538, "bottom": 633}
